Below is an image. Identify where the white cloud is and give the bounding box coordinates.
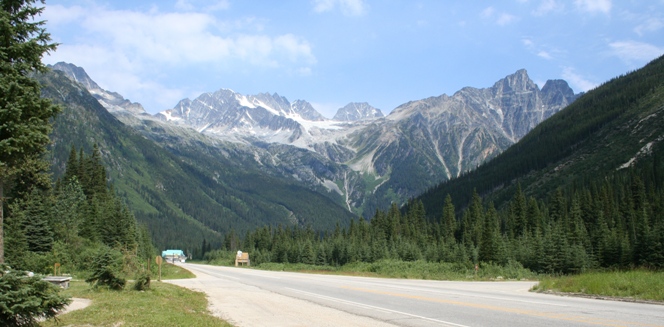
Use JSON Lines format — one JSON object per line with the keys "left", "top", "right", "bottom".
{"left": 44, "top": 43, "right": 185, "bottom": 111}
{"left": 175, "top": 0, "right": 194, "bottom": 11}
{"left": 480, "top": 6, "right": 517, "bottom": 26}
{"left": 522, "top": 37, "right": 561, "bottom": 60}
{"left": 43, "top": 4, "right": 86, "bottom": 26}
{"left": 609, "top": 40, "right": 664, "bottom": 64}
{"left": 43, "top": 4, "right": 316, "bottom": 113}
{"left": 481, "top": 6, "right": 495, "bottom": 19}
{"left": 313, "top": 0, "right": 367, "bottom": 16}
{"left": 497, "top": 13, "right": 517, "bottom": 26}
{"left": 634, "top": 17, "right": 664, "bottom": 36}
{"left": 46, "top": 6, "right": 315, "bottom": 67}
{"left": 537, "top": 51, "right": 553, "bottom": 60}
{"left": 175, "top": 0, "right": 229, "bottom": 11}
{"left": 561, "top": 67, "right": 597, "bottom": 92}
{"left": 522, "top": 38, "right": 535, "bottom": 47}
{"left": 206, "top": 1, "right": 231, "bottom": 11}
{"left": 532, "top": 0, "right": 564, "bottom": 16}
{"left": 574, "top": 0, "right": 612, "bottom": 15}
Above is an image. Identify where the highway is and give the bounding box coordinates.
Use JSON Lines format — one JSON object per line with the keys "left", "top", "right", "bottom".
{"left": 167, "top": 263, "right": 664, "bottom": 327}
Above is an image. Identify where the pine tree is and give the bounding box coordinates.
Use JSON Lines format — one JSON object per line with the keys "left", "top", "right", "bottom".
{"left": 526, "top": 197, "right": 543, "bottom": 234}
{"left": 3, "top": 201, "right": 27, "bottom": 268}
{"left": 51, "top": 178, "right": 86, "bottom": 245}
{"left": 21, "top": 189, "right": 53, "bottom": 253}
{"left": 0, "top": 264, "right": 71, "bottom": 326}
{"left": 441, "top": 194, "right": 456, "bottom": 242}
{"left": 63, "top": 145, "right": 79, "bottom": 183}
{"left": 479, "top": 202, "right": 502, "bottom": 263}
{"left": 0, "top": 0, "right": 60, "bottom": 263}
{"left": 509, "top": 183, "right": 527, "bottom": 237}
{"left": 301, "top": 240, "right": 315, "bottom": 265}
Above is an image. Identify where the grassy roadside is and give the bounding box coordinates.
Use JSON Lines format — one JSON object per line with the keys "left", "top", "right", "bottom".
{"left": 247, "top": 259, "right": 539, "bottom": 281}
{"left": 157, "top": 262, "right": 197, "bottom": 280}
{"left": 532, "top": 270, "right": 664, "bottom": 302}
{"left": 41, "top": 264, "right": 231, "bottom": 327}
{"left": 205, "top": 259, "right": 663, "bottom": 302}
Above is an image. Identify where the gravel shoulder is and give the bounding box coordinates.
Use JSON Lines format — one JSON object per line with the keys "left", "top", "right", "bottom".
{"left": 165, "top": 266, "right": 398, "bottom": 327}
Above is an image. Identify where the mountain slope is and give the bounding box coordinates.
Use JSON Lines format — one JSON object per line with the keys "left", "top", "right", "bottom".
{"left": 333, "top": 102, "right": 384, "bottom": 121}
{"left": 343, "top": 70, "right": 577, "bottom": 213}
{"left": 41, "top": 70, "right": 356, "bottom": 251}
{"left": 417, "top": 55, "right": 664, "bottom": 218}
{"left": 52, "top": 62, "right": 577, "bottom": 217}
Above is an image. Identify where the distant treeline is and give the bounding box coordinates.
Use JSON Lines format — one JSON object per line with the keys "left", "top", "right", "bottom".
{"left": 206, "top": 148, "right": 664, "bottom": 273}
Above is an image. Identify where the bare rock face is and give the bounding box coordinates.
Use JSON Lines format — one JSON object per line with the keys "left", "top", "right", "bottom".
{"left": 51, "top": 62, "right": 147, "bottom": 115}
{"left": 333, "top": 102, "right": 384, "bottom": 121}
{"left": 52, "top": 62, "right": 578, "bottom": 216}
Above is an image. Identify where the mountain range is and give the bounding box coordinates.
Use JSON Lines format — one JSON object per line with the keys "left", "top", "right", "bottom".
{"left": 51, "top": 62, "right": 578, "bottom": 217}
{"left": 41, "top": 69, "right": 356, "bottom": 251}
{"left": 415, "top": 55, "right": 664, "bottom": 219}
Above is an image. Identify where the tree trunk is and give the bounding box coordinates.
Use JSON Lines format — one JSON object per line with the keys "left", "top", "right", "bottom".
{"left": 0, "top": 181, "right": 4, "bottom": 264}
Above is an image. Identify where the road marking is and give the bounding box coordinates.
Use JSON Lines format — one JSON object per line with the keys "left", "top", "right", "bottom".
{"left": 353, "top": 281, "right": 568, "bottom": 307}
{"left": 234, "top": 271, "right": 282, "bottom": 279}
{"left": 191, "top": 266, "right": 281, "bottom": 280}
{"left": 286, "top": 288, "right": 470, "bottom": 327}
{"left": 344, "top": 286, "right": 663, "bottom": 327}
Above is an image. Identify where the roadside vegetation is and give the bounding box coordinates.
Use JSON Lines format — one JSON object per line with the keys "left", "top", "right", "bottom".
{"left": 209, "top": 254, "right": 537, "bottom": 281}
{"left": 533, "top": 270, "right": 664, "bottom": 302}
{"left": 41, "top": 280, "right": 231, "bottom": 327}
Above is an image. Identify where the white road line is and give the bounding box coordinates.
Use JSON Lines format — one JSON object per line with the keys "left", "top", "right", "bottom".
{"left": 285, "top": 288, "right": 471, "bottom": 327}
{"left": 191, "top": 266, "right": 282, "bottom": 280}
{"left": 351, "top": 281, "right": 568, "bottom": 307}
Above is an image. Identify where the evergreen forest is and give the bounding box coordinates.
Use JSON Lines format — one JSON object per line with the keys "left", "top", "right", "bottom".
{"left": 4, "top": 145, "right": 155, "bottom": 275}
{"left": 206, "top": 156, "right": 664, "bottom": 274}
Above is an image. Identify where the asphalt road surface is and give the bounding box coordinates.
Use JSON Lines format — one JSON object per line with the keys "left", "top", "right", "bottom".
{"left": 167, "top": 263, "right": 664, "bottom": 327}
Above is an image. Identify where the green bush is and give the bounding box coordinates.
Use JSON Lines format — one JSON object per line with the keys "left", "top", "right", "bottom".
{"left": 14, "top": 252, "right": 53, "bottom": 275}
{"left": 85, "top": 247, "right": 126, "bottom": 290}
{"left": 0, "top": 264, "right": 71, "bottom": 327}
{"left": 133, "top": 272, "right": 151, "bottom": 291}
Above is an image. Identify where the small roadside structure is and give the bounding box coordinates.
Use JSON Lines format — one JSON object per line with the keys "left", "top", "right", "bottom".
{"left": 162, "top": 249, "right": 187, "bottom": 263}
{"left": 42, "top": 262, "right": 72, "bottom": 288}
{"left": 42, "top": 276, "right": 72, "bottom": 289}
{"left": 235, "top": 250, "right": 250, "bottom": 266}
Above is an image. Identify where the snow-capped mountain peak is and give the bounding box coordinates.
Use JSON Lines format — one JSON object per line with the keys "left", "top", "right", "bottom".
{"left": 333, "top": 102, "right": 384, "bottom": 121}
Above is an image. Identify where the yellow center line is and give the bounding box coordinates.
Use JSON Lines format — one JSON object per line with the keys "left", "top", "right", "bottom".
{"left": 342, "top": 286, "right": 663, "bottom": 327}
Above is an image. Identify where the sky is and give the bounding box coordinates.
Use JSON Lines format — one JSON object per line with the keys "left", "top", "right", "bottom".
{"left": 42, "top": 0, "right": 664, "bottom": 117}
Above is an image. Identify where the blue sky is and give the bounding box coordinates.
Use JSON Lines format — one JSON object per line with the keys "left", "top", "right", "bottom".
{"left": 42, "top": 0, "right": 664, "bottom": 117}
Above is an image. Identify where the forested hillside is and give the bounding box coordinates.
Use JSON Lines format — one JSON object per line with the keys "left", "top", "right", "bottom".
{"left": 41, "top": 70, "right": 356, "bottom": 253}
{"left": 417, "top": 54, "right": 664, "bottom": 217}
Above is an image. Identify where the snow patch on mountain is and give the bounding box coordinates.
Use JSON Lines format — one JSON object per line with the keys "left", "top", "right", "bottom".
{"left": 321, "top": 179, "right": 343, "bottom": 195}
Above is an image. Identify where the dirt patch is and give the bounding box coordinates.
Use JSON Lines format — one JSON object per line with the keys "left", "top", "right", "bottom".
{"left": 60, "top": 297, "right": 93, "bottom": 315}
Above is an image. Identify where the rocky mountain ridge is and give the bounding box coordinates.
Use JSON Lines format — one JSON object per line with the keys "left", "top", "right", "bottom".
{"left": 333, "top": 102, "right": 384, "bottom": 121}
{"left": 50, "top": 63, "right": 147, "bottom": 115}
{"left": 52, "top": 62, "right": 578, "bottom": 216}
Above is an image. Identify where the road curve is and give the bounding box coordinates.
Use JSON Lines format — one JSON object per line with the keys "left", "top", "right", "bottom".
{"left": 166, "top": 263, "right": 664, "bottom": 327}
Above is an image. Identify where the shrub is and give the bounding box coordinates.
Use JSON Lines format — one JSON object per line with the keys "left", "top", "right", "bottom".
{"left": 85, "top": 247, "right": 126, "bottom": 290}
{"left": 0, "top": 264, "right": 71, "bottom": 327}
{"left": 133, "top": 272, "right": 151, "bottom": 291}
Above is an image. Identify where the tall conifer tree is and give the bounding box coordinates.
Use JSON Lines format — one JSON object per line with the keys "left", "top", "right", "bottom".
{"left": 0, "top": 0, "right": 59, "bottom": 263}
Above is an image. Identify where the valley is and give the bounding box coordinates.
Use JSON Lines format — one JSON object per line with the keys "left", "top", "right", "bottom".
{"left": 51, "top": 62, "right": 577, "bottom": 225}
